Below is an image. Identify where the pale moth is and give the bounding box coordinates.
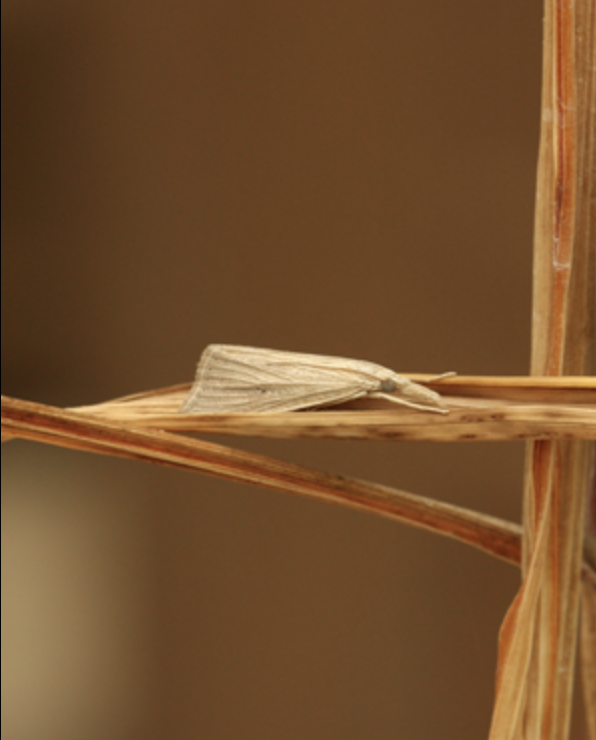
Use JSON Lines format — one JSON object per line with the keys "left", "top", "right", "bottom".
{"left": 179, "top": 345, "right": 450, "bottom": 414}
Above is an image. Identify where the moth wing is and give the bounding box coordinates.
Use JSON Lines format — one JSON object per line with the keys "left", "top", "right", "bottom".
{"left": 181, "top": 380, "right": 370, "bottom": 414}
{"left": 218, "top": 345, "right": 402, "bottom": 388}
{"left": 179, "top": 345, "right": 376, "bottom": 413}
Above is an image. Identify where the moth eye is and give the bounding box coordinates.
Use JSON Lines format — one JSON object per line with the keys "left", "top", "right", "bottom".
{"left": 379, "top": 378, "right": 396, "bottom": 393}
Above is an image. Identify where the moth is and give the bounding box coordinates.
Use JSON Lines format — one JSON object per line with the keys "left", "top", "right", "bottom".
{"left": 179, "top": 345, "right": 450, "bottom": 414}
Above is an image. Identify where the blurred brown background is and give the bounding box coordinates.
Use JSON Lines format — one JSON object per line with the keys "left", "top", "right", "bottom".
{"left": 1, "top": 1, "right": 569, "bottom": 738}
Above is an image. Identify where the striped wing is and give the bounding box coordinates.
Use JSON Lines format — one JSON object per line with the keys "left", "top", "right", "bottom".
{"left": 179, "top": 345, "right": 382, "bottom": 413}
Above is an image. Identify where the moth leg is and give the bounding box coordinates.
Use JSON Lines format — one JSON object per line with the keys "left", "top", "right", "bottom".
{"left": 372, "top": 393, "right": 449, "bottom": 414}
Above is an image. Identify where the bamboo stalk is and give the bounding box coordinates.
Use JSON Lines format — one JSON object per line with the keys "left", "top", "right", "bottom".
{"left": 489, "top": 0, "right": 596, "bottom": 737}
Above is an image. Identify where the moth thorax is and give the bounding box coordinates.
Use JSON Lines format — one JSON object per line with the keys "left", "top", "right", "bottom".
{"left": 379, "top": 378, "right": 397, "bottom": 393}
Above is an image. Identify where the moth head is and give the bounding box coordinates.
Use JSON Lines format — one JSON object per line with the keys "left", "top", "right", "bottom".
{"left": 379, "top": 378, "right": 397, "bottom": 394}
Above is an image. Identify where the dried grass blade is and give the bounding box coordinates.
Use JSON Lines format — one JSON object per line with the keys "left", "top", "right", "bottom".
{"left": 10, "top": 395, "right": 596, "bottom": 590}
{"left": 419, "top": 375, "right": 596, "bottom": 404}
{"left": 486, "top": 462, "right": 553, "bottom": 738}
{"left": 583, "top": 444, "right": 596, "bottom": 739}
{"left": 67, "top": 398, "right": 595, "bottom": 442}
{"left": 1, "top": 395, "right": 522, "bottom": 566}
{"left": 582, "top": 583, "right": 596, "bottom": 740}
{"left": 576, "top": 0, "right": 596, "bottom": 730}
{"left": 72, "top": 375, "right": 596, "bottom": 414}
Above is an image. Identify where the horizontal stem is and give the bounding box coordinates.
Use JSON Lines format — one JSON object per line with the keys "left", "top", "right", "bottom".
{"left": 73, "top": 389, "right": 595, "bottom": 442}
{"left": 3, "top": 395, "right": 519, "bottom": 559}
{"left": 4, "top": 395, "right": 595, "bottom": 585}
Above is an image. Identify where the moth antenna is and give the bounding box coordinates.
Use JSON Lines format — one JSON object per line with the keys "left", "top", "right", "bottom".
{"left": 421, "top": 371, "right": 457, "bottom": 383}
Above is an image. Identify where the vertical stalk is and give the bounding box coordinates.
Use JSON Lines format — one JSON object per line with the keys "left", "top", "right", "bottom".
{"left": 572, "top": 0, "right": 596, "bottom": 727}
{"left": 583, "top": 451, "right": 596, "bottom": 737}
{"left": 489, "top": 0, "right": 595, "bottom": 738}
